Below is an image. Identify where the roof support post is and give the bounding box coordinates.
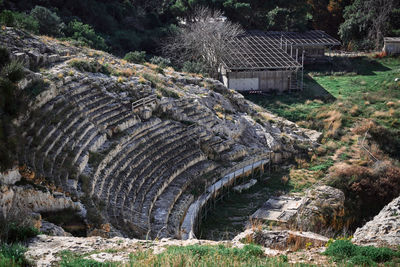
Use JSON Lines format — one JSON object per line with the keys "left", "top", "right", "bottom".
{"left": 301, "top": 49, "right": 305, "bottom": 90}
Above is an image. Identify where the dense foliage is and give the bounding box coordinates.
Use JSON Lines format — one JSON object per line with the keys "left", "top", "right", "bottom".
{"left": 1, "top": 0, "right": 399, "bottom": 55}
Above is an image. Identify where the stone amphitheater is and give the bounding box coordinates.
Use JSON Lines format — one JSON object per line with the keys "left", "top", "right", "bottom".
{"left": 1, "top": 28, "right": 320, "bottom": 240}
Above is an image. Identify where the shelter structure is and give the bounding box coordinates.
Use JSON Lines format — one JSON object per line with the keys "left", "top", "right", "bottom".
{"left": 383, "top": 37, "right": 400, "bottom": 55}
{"left": 221, "top": 30, "right": 340, "bottom": 93}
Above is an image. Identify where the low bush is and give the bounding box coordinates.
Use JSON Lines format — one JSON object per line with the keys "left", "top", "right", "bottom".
{"left": 324, "top": 240, "right": 400, "bottom": 265}
{"left": 328, "top": 162, "right": 400, "bottom": 228}
{"left": 4, "top": 224, "right": 40, "bottom": 244}
{"left": 69, "top": 60, "right": 111, "bottom": 75}
{"left": 123, "top": 51, "right": 146, "bottom": 64}
{"left": 0, "top": 47, "right": 10, "bottom": 68}
{"left": 149, "top": 56, "right": 171, "bottom": 68}
{"left": 1, "top": 60, "right": 25, "bottom": 83}
{"left": 182, "top": 60, "right": 208, "bottom": 75}
{"left": 25, "top": 79, "right": 49, "bottom": 97}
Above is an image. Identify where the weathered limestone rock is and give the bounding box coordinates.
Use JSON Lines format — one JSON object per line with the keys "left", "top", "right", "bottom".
{"left": 352, "top": 196, "right": 400, "bottom": 248}
{"left": 0, "top": 184, "right": 82, "bottom": 218}
{"left": 233, "top": 179, "right": 257, "bottom": 193}
{"left": 233, "top": 229, "right": 328, "bottom": 251}
{"left": 251, "top": 196, "right": 303, "bottom": 226}
{"left": 139, "top": 108, "right": 152, "bottom": 120}
{"left": 0, "top": 167, "right": 21, "bottom": 185}
{"left": 293, "top": 186, "right": 345, "bottom": 234}
{"left": 40, "top": 221, "right": 72, "bottom": 237}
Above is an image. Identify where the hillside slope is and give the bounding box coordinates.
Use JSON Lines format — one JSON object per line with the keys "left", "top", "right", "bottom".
{"left": 0, "top": 27, "right": 319, "bottom": 239}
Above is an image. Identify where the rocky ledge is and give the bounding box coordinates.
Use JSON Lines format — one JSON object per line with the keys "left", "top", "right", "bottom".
{"left": 352, "top": 195, "right": 400, "bottom": 248}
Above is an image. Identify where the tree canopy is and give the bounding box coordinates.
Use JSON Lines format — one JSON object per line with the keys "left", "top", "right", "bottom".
{"left": 1, "top": 0, "right": 399, "bottom": 54}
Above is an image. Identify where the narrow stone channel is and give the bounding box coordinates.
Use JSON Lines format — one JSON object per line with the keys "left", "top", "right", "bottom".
{"left": 198, "top": 170, "right": 290, "bottom": 240}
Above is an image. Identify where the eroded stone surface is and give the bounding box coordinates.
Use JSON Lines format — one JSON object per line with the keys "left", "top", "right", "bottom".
{"left": 293, "top": 186, "right": 345, "bottom": 234}
{"left": 251, "top": 196, "right": 303, "bottom": 224}
{"left": 352, "top": 195, "right": 400, "bottom": 248}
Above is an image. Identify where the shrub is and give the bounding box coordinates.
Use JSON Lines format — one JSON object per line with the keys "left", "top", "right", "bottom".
{"left": 0, "top": 10, "right": 39, "bottom": 34}
{"left": 1, "top": 60, "right": 25, "bottom": 83}
{"left": 349, "top": 255, "right": 375, "bottom": 266}
{"left": 5, "top": 224, "right": 40, "bottom": 244}
{"left": 0, "top": 10, "right": 14, "bottom": 26}
{"left": 65, "top": 20, "right": 107, "bottom": 51}
{"left": 0, "top": 47, "right": 10, "bottom": 68}
{"left": 12, "top": 12, "right": 39, "bottom": 34}
{"left": 329, "top": 162, "right": 400, "bottom": 229}
{"left": 123, "top": 51, "right": 146, "bottom": 64}
{"left": 69, "top": 60, "right": 111, "bottom": 75}
{"left": 324, "top": 240, "right": 358, "bottom": 260}
{"left": 30, "top": 6, "right": 64, "bottom": 36}
{"left": 324, "top": 240, "right": 400, "bottom": 265}
{"left": 25, "top": 78, "right": 48, "bottom": 97}
{"left": 149, "top": 56, "right": 171, "bottom": 68}
{"left": 182, "top": 60, "right": 208, "bottom": 74}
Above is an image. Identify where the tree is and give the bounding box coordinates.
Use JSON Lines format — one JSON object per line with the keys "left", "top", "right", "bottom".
{"left": 307, "top": 0, "right": 351, "bottom": 38}
{"left": 168, "top": 0, "right": 310, "bottom": 31}
{"left": 339, "top": 0, "right": 398, "bottom": 50}
{"left": 30, "top": 5, "right": 64, "bottom": 37}
{"left": 65, "top": 20, "right": 107, "bottom": 51}
{"left": 163, "top": 7, "right": 243, "bottom": 78}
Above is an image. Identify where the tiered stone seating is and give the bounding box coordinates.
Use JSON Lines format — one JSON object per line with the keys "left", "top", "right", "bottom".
{"left": 19, "top": 76, "right": 234, "bottom": 239}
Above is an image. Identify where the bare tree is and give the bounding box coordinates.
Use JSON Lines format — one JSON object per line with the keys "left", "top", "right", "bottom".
{"left": 163, "top": 7, "right": 244, "bottom": 78}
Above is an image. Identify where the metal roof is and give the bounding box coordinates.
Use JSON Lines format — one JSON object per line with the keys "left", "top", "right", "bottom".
{"left": 221, "top": 30, "right": 340, "bottom": 71}
{"left": 384, "top": 37, "right": 400, "bottom": 43}
{"left": 264, "top": 30, "right": 341, "bottom": 47}
{"left": 222, "top": 33, "right": 302, "bottom": 70}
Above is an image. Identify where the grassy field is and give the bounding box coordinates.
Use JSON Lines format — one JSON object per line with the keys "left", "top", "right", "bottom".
{"left": 247, "top": 56, "right": 400, "bottom": 129}
{"left": 246, "top": 55, "right": 400, "bottom": 230}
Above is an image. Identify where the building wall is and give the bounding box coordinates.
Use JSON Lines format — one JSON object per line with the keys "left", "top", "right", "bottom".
{"left": 383, "top": 42, "right": 400, "bottom": 55}
{"left": 223, "top": 70, "right": 293, "bottom": 92}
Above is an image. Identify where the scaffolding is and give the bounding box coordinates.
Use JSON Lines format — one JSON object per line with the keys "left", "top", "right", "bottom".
{"left": 221, "top": 30, "right": 340, "bottom": 92}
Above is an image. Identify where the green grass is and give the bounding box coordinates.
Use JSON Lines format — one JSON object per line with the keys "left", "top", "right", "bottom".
{"left": 323, "top": 240, "right": 400, "bottom": 266}
{"left": 60, "top": 250, "right": 117, "bottom": 267}
{"left": 0, "top": 244, "right": 28, "bottom": 267}
{"left": 58, "top": 244, "right": 317, "bottom": 267}
{"left": 247, "top": 56, "right": 400, "bottom": 130}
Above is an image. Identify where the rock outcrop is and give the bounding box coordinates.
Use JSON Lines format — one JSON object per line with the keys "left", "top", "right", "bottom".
{"left": 1, "top": 27, "right": 319, "bottom": 239}
{"left": 233, "top": 229, "right": 329, "bottom": 251}
{"left": 352, "top": 196, "right": 400, "bottom": 248}
{"left": 292, "top": 186, "right": 345, "bottom": 234}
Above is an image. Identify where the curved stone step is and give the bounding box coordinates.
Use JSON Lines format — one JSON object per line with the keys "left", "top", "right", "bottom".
{"left": 99, "top": 124, "right": 183, "bottom": 202}
{"left": 113, "top": 130, "right": 196, "bottom": 215}
{"left": 92, "top": 120, "right": 171, "bottom": 196}
{"left": 141, "top": 153, "right": 206, "bottom": 221}
{"left": 151, "top": 161, "right": 216, "bottom": 237}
